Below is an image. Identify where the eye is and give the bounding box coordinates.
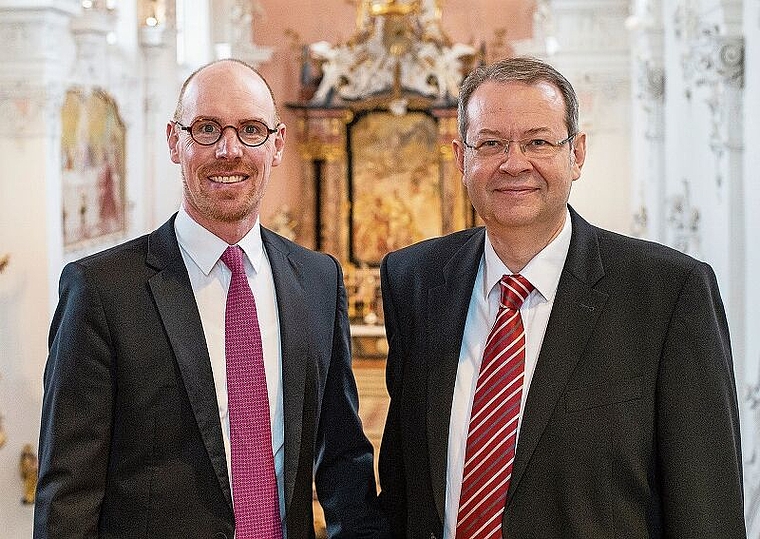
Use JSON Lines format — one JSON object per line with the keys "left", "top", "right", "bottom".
{"left": 241, "top": 122, "right": 264, "bottom": 135}
{"left": 195, "top": 121, "right": 220, "bottom": 134}
{"left": 477, "top": 139, "right": 504, "bottom": 149}
{"left": 526, "top": 139, "right": 552, "bottom": 148}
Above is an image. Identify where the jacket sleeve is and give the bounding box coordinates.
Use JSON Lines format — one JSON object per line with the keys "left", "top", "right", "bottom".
{"left": 656, "top": 261, "right": 746, "bottom": 537}
{"left": 377, "top": 252, "right": 409, "bottom": 538}
{"left": 34, "top": 262, "right": 115, "bottom": 539}
{"left": 314, "top": 256, "right": 390, "bottom": 538}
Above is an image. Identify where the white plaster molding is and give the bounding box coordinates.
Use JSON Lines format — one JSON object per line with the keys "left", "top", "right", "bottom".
{"left": 682, "top": 32, "right": 744, "bottom": 189}
{"left": 70, "top": 6, "right": 117, "bottom": 87}
{"left": 211, "top": 0, "right": 272, "bottom": 67}
{"left": 666, "top": 179, "right": 701, "bottom": 257}
{"left": 0, "top": 80, "right": 66, "bottom": 138}
{"left": 547, "top": 0, "right": 630, "bottom": 55}
{"left": 684, "top": 32, "right": 744, "bottom": 89}
{"left": 673, "top": 0, "right": 701, "bottom": 42}
{"left": 630, "top": 56, "right": 665, "bottom": 241}
{"left": 742, "top": 360, "right": 760, "bottom": 533}
{"left": 308, "top": 4, "right": 476, "bottom": 106}
{"left": 0, "top": 6, "right": 76, "bottom": 84}
{"left": 631, "top": 205, "right": 648, "bottom": 238}
{"left": 636, "top": 60, "right": 666, "bottom": 106}
{"left": 673, "top": 0, "right": 745, "bottom": 192}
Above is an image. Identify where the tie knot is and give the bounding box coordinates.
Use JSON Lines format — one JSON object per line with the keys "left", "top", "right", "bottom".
{"left": 499, "top": 274, "right": 534, "bottom": 311}
{"left": 220, "top": 245, "right": 246, "bottom": 276}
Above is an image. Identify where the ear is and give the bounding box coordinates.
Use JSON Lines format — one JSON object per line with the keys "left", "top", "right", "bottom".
{"left": 452, "top": 138, "right": 466, "bottom": 176}
{"left": 166, "top": 122, "right": 180, "bottom": 164}
{"left": 271, "top": 123, "right": 287, "bottom": 167}
{"left": 570, "top": 131, "right": 586, "bottom": 181}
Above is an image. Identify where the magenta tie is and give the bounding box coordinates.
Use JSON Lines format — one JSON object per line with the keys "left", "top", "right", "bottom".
{"left": 456, "top": 274, "right": 534, "bottom": 539}
{"left": 220, "top": 246, "right": 282, "bottom": 539}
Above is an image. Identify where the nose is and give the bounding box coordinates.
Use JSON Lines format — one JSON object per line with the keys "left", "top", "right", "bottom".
{"left": 498, "top": 141, "right": 532, "bottom": 174}
{"left": 215, "top": 126, "right": 243, "bottom": 159}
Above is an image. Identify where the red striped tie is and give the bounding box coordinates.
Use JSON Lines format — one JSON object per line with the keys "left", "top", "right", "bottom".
{"left": 456, "top": 274, "right": 534, "bottom": 539}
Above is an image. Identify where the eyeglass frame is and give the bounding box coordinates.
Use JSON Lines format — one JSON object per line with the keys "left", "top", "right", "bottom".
{"left": 174, "top": 118, "right": 280, "bottom": 148}
{"left": 461, "top": 133, "right": 577, "bottom": 159}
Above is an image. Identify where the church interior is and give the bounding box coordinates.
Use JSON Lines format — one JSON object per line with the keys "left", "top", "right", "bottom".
{"left": 1, "top": 0, "right": 760, "bottom": 535}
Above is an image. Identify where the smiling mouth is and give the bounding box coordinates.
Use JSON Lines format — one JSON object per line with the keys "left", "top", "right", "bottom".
{"left": 497, "top": 186, "right": 535, "bottom": 193}
{"left": 209, "top": 174, "right": 247, "bottom": 184}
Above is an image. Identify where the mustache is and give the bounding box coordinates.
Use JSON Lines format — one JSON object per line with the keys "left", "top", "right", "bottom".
{"left": 197, "top": 162, "right": 257, "bottom": 177}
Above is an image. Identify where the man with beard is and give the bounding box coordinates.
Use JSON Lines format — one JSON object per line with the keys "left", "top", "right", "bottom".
{"left": 35, "top": 59, "right": 386, "bottom": 539}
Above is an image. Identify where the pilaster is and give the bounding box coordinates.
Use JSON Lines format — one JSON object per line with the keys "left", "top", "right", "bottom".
{"left": 0, "top": 2, "right": 79, "bottom": 536}
{"left": 538, "top": 0, "right": 633, "bottom": 234}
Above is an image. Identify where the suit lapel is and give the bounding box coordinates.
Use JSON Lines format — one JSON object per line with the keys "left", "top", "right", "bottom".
{"left": 507, "top": 209, "right": 609, "bottom": 501}
{"left": 262, "top": 228, "right": 309, "bottom": 514}
{"left": 427, "top": 229, "right": 485, "bottom": 522}
{"left": 146, "top": 216, "right": 233, "bottom": 510}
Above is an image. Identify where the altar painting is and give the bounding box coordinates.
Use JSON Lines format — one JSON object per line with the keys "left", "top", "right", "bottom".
{"left": 349, "top": 111, "right": 442, "bottom": 265}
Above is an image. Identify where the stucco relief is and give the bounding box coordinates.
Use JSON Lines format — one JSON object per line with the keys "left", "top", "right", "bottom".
{"left": 665, "top": 179, "right": 701, "bottom": 257}
{"left": 634, "top": 59, "right": 665, "bottom": 140}
{"left": 684, "top": 31, "right": 744, "bottom": 89}
{"left": 686, "top": 33, "right": 744, "bottom": 189}
{"left": 743, "top": 363, "right": 760, "bottom": 532}
{"left": 638, "top": 60, "right": 665, "bottom": 102}
{"left": 673, "top": 1, "right": 744, "bottom": 190}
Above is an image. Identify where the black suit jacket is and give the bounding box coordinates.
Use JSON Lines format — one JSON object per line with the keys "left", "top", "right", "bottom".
{"left": 35, "top": 215, "right": 384, "bottom": 538}
{"left": 378, "top": 207, "right": 745, "bottom": 538}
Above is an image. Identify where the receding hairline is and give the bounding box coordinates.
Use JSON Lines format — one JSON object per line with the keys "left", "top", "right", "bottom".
{"left": 172, "top": 58, "right": 281, "bottom": 125}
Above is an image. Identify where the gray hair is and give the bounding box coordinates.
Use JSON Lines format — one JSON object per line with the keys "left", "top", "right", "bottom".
{"left": 457, "top": 56, "right": 579, "bottom": 141}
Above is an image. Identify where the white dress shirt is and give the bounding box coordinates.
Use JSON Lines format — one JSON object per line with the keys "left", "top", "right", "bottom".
{"left": 443, "top": 210, "right": 572, "bottom": 538}
{"left": 174, "top": 207, "right": 286, "bottom": 529}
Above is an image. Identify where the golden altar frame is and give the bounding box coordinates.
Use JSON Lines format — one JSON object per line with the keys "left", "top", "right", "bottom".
{"left": 284, "top": 0, "right": 478, "bottom": 355}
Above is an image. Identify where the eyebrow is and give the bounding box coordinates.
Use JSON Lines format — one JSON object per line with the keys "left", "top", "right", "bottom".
{"left": 474, "top": 126, "right": 558, "bottom": 139}
{"left": 191, "top": 116, "right": 270, "bottom": 125}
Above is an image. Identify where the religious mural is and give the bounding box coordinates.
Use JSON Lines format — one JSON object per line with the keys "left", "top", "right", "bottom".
{"left": 61, "top": 88, "right": 126, "bottom": 250}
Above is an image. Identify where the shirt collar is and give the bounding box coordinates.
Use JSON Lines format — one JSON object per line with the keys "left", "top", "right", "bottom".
{"left": 175, "top": 206, "right": 264, "bottom": 275}
{"left": 482, "top": 208, "right": 572, "bottom": 303}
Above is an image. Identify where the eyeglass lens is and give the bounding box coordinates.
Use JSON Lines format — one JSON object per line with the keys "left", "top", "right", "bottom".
{"left": 189, "top": 119, "right": 273, "bottom": 147}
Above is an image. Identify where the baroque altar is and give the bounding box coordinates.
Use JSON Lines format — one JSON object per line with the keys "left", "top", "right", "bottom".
{"left": 286, "top": 0, "right": 478, "bottom": 355}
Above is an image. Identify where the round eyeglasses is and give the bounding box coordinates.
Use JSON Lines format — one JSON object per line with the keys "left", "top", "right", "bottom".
{"left": 175, "top": 118, "right": 278, "bottom": 147}
{"left": 463, "top": 133, "right": 577, "bottom": 159}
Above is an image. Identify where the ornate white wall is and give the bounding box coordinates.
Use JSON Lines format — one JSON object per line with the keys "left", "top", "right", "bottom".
{"left": 0, "top": 0, "right": 758, "bottom": 534}
{"left": 740, "top": 0, "right": 760, "bottom": 533}
{"left": 0, "top": 0, "right": 159, "bottom": 534}
{"left": 630, "top": 0, "right": 759, "bottom": 532}
{"left": 0, "top": 2, "right": 80, "bottom": 534}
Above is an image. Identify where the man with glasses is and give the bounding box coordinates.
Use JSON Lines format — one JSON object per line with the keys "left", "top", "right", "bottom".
{"left": 378, "top": 56, "right": 746, "bottom": 538}
{"left": 35, "top": 59, "right": 386, "bottom": 538}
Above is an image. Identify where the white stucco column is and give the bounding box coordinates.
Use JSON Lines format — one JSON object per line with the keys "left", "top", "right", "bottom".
{"left": 530, "top": 0, "right": 633, "bottom": 235}
{"left": 0, "top": 0, "right": 79, "bottom": 534}
{"left": 628, "top": 0, "right": 667, "bottom": 241}
{"left": 740, "top": 0, "right": 760, "bottom": 531}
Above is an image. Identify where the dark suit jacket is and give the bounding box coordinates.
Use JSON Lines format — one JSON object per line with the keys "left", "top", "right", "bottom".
{"left": 35, "top": 215, "right": 384, "bottom": 539}
{"left": 378, "top": 207, "right": 746, "bottom": 538}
